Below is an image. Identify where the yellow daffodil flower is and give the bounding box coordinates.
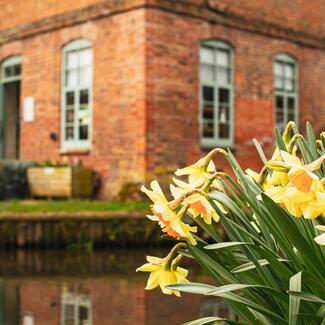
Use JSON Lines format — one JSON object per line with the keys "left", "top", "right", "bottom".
{"left": 314, "top": 225, "right": 325, "bottom": 245}
{"left": 141, "top": 181, "right": 197, "bottom": 244}
{"left": 175, "top": 156, "right": 216, "bottom": 188}
{"left": 265, "top": 179, "right": 325, "bottom": 219}
{"left": 280, "top": 151, "right": 324, "bottom": 193}
{"left": 170, "top": 178, "right": 226, "bottom": 224}
{"left": 136, "top": 245, "right": 189, "bottom": 296}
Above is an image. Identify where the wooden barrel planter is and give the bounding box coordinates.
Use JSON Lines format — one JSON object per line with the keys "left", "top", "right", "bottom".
{"left": 27, "top": 166, "right": 93, "bottom": 198}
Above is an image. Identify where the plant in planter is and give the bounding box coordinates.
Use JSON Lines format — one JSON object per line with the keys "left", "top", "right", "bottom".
{"left": 137, "top": 122, "right": 325, "bottom": 325}
{"left": 27, "top": 160, "right": 93, "bottom": 198}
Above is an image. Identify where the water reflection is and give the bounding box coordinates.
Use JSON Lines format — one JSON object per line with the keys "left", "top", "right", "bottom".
{"left": 0, "top": 249, "right": 232, "bottom": 325}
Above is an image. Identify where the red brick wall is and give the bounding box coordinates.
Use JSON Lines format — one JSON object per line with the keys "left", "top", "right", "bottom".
{"left": 0, "top": 0, "right": 101, "bottom": 31}
{"left": 208, "top": 0, "right": 325, "bottom": 37}
{"left": 145, "top": 8, "right": 325, "bottom": 176}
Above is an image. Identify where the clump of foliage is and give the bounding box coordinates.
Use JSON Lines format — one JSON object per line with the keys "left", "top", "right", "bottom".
{"left": 137, "top": 122, "right": 325, "bottom": 325}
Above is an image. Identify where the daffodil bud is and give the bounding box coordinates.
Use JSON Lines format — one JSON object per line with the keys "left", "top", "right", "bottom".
{"left": 282, "top": 121, "right": 296, "bottom": 145}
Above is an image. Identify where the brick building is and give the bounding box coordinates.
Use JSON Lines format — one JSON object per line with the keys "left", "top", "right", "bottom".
{"left": 0, "top": 0, "right": 324, "bottom": 198}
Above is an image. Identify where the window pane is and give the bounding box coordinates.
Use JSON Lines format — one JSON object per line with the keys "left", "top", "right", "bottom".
{"left": 275, "top": 77, "right": 283, "bottom": 90}
{"left": 66, "top": 92, "right": 74, "bottom": 107}
{"left": 284, "top": 64, "right": 294, "bottom": 79}
{"left": 219, "top": 88, "right": 229, "bottom": 104}
{"left": 79, "top": 49, "right": 92, "bottom": 66}
{"left": 201, "top": 65, "right": 214, "bottom": 83}
{"left": 14, "top": 64, "right": 21, "bottom": 76}
{"left": 202, "top": 103, "right": 214, "bottom": 119}
{"left": 79, "top": 67, "right": 92, "bottom": 86}
{"left": 274, "top": 62, "right": 283, "bottom": 77}
{"left": 285, "top": 79, "right": 294, "bottom": 92}
{"left": 218, "top": 123, "right": 229, "bottom": 139}
{"left": 65, "top": 127, "right": 74, "bottom": 140}
{"left": 66, "top": 110, "right": 74, "bottom": 123}
{"left": 66, "top": 70, "right": 77, "bottom": 87}
{"left": 67, "top": 52, "right": 78, "bottom": 69}
{"left": 200, "top": 47, "right": 214, "bottom": 64}
{"left": 4, "top": 64, "right": 21, "bottom": 78}
{"left": 64, "top": 304, "right": 75, "bottom": 318}
{"left": 287, "top": 97, "right": 295, "bottom": 121}
{"left": 287, "top": 97, "right": 295, "bottom": 111}
{"left": 203, "top": 86, "right": 214, "bottom": 102}
{"left": 275, "top": 95, "right": 284, "bottom": 109}
{"left": 79, "top": 306, "right": 89, "bottom": 321}
{"left": 216, "top": 50, "right": 229, "bottom": 67}
{"left": 216, "top": 67, "right": 229, "bottom": 84}
{"left": 80, "top": 90, "right": 89, "bottom": 110}
{"left": 219, "top": 105, "right": 229, "bottom": 123}
{"left": 203, "top": 122, "right": 214, "bottom": 138}
{"left": 276, "top": 95, "right": 285, "bottom": 131}
{"left": 79, "top": 124, "right": 89, "bottom": 140}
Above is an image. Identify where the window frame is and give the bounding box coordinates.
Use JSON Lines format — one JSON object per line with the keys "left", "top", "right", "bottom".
{"left": 61, "top": 291, "right": 92, "bottom": 325}
{"left": 199, "top": 40, "right": 234, "bottom": 148}
{"left": 61, "top": 39, "right": 93, "bottom": 152}
{"left": 273, "top": 53, "right": 299, "bottom": 132}
{"left": 1, "top": 56, "right": 22, "bottom": 83}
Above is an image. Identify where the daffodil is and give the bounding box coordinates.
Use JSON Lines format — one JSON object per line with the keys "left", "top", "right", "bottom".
{"left": 314, "top": 225, "right": 325, "bottom": 245}
{"left": 170, "top": 178, "right": 226, "bottom": 224}
{"left": 136, "top": 244, "right": 189, "bottom": 296}
{"left": 264, "top": 179, "right": 325, "bottom": 219}
{"left": 141, "top": 181, "right": 197, "bottom": 244}
{"left": 268, "top": 151, "right": 325, "bottom": 193}
{"left": 174, "top": 149, "right": 226, "bottom": 190}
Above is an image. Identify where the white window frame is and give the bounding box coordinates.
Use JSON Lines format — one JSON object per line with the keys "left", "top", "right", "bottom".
{"left": 199, "top": 40, "right": 234, "bottom": 148}
{"left": 61, "top": 291, "right": 92, "bottom": 325}
{"left": 61, "top": 39, "right": 93, "bottom": 152}
{"left": 273, "top": 53, "right": 299, "bottom": 132}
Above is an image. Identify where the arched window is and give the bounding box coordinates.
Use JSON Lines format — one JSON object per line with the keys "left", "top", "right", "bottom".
{"left": 199, "top": 40, "right": 234, "bottom": 147}
{"left": 1, "top": 56, "right": 21, "bottom": 83}
{"left": 61, "top": 40, "right": 93, "bottom": 150}
{"left": 273, "top": 54, "right": 298, "bottom": 132}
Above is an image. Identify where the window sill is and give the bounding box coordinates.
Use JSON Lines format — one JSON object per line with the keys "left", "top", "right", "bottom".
{"left": 60, "top": 148, "right": 90, "bottom": 155}
{"left": 200, "top": 143, "right": 237, "bottom": 152}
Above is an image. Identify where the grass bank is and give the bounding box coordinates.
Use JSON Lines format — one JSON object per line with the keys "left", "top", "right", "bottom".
{"left": 0, "top": 199, "right": 148, "bottom": 213}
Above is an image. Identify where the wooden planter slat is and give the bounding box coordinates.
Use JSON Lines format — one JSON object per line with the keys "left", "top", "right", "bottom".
{"left": 27, "top": 166, "right": 93, "bottom": 198}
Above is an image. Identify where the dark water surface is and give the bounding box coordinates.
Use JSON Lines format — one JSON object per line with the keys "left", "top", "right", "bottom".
{"left": 0, "top": 249, "right": 231, "bottom": 325}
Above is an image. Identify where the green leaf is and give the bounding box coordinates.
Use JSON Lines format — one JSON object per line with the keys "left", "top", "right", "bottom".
{"left": 306, "top": 121, "right": 318, "bottom": 159}
{"left": 166, "top": 282, "right": 217, "bottom": 295}
{"left": 207, "top": 284, "right": 261, "bottom": 295}
{"left": 253, "top": 138, "right": 268, "bottom": 164}
{"left": 289, "top": 271, "right": 302, "bottom": 325}
{"left": 248, "top": 308, "right": 273, "bottom": 325}
{"left": 231, "top": 258, "right": 289, "bottom": 273}
{"left": 275, "top": 128, "right": 287, "bottom": 151}
{"left": 169, "top": 283, "right": 288, "bottom": 324}
{"left": 205, "top": 242, "right": 252, "bottom": 250}
{"left": 184, "top": 318, "right": 248, "bottom": 325}
{"left": 261, "top": 194, "right": 323, "bottom": 279}
{"left": 288, "top": 291, "right": 325, "bottom": 304}
{"left": 183, "top": 316, "right": 225, "bottom": 325}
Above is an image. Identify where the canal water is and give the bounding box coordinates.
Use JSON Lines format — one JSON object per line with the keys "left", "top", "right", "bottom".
{"left": 0, "top": 249, "right": 231, "bottom": 325}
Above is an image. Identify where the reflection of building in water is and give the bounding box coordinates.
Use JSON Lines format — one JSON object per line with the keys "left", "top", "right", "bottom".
{"left": 0, "top": 251, "right": 235, "bottom": 324}
{"left": 17, "top": 278, "right": 234, "bottom": 325}
{"left": 200, "top": 297, "right": 236, "bottom": 323}
{"left": 0, "top": 281, "right": 20, "bottom": 325}
{"left": 61, "top": 287, "right": 92, "bottom": 325}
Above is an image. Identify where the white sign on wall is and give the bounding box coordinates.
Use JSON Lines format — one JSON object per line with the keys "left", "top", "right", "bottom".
{"left": 23, "top": 97, "right": 35, "bottom": 122}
